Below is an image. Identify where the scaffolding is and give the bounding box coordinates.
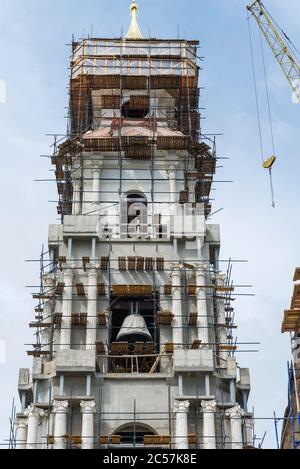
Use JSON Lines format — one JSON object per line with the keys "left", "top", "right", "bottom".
{"left": 9, "top": 27, "right": 263, "bottom": 450}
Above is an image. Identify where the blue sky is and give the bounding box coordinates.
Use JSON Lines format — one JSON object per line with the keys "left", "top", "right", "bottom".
{"left": 0, "top": 0, "right": 299, "bottom": 449}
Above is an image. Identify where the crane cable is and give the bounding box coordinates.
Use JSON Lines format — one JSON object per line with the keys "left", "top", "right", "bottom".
{"left": 247, "top": 13, "right": 276, "bottom": 208}
{"left": 259, "top": 26, "right": 276, "bottom": 208}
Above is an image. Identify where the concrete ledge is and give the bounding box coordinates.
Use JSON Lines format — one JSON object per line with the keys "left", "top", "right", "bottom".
{"left": 173, "top": 348, "right": 214, "bottom": 373}
{"left": 55, "top": 350, "right": 96, "bottom": 372}
{"left": 63, "top": 215, "right": 99, "bottom": 238}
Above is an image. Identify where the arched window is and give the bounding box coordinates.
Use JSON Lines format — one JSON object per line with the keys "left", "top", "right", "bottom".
{"left": 120, "top": 192, "right": 148, "bottom": 239}
{"left": 112, "top": 423, "right": 156, "bottom": 447}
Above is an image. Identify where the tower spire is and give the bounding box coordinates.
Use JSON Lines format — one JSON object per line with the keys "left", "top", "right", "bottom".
{"left": 126, "top": 1, "right": 143, "bottom": 39}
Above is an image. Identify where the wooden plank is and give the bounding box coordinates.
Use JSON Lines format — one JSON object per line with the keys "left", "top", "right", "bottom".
{"left": 82, "top": 257, "right": 90, "bottom": 272}
{"left": 96, "top": 341, "right": 106, "bottom": 355}
{"left": 188, "top": 312, "right": 198, "bottom": 326}
{"left": 101, "top": 257, "right": 109, "bottom": 271}
{"left": 97, "top": 312, "right": 107, "bottom": 326}
{"left": 191, "top": 340, "right": 201, "bottom": 350}
{"left": 156, "top": 258, "right": 165, "bottom": 271}
{"left": 75, "top": 283, "right": 86, "bottom": 296}
{"left": 128, "top": 257, "right": 137, "bottom": 270}
{"left": 97, "top": 283, "right": 106, "bottom": 296}
{"left": 55, "top": 282, "right": 65, "bottom": 295}
{"left": 118, "top": 257, "right": 127, "bottom": 271}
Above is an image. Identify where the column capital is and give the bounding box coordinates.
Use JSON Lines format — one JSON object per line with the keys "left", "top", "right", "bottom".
{"left": 87, "top": 267, "right": 98, "bottom": 279}
{"left": 91, "top": 163, "right": 103, "bottom": 175}
{"left": 53, "top": 400, "right": 69, "bottom": 414}
{"left": 225, "top": 404, "right": 244, "bottom": 419}
{"left": 80, "top": 400, "right": 96, "bottom": 414}
{"left": 173, "top": 400, "right": 190, "bottom": 414}
{"left": 170, "top": 263, "right": 183, "bottom": 274}
{"left": 195, "top": 262, "right": 208, "bottom": 275}
{"left": 201, "top": 400, "right": 217, "bottom": 413}
{"left": 167, "top": 164, "right": 178, "bottom": 178}
{"left": 215, "top": 274, "right": 226, "bottom": 287}
{"left": 24, "top": 405, "right": 44, "bottom": 419}
{"left": 63, "top": 270, "right": 74, "bottom": 282}
{"left": 43, "top": 274, "right": 55, "bottom": 289}
{"left": 15, "top": 418, "right": 28, "bottom": 429}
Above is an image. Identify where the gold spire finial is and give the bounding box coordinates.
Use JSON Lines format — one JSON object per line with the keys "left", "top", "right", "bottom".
{"left": 126, "top": 1, "right": 143, "bottom": 39}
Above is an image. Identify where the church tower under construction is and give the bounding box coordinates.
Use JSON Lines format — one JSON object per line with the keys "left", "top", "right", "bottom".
{"left": 14, "top": 2, "right": 255, "bottom": 450}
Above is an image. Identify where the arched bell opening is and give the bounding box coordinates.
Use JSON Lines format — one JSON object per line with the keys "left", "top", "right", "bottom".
{"left": 109, "top": 293, "right": 160, "bottom": 373}
{"left": 120, "top": 192, "right": 148, "bottom": 239}
{"left": 111, "top": 423, "right": 157, "bottom": 447}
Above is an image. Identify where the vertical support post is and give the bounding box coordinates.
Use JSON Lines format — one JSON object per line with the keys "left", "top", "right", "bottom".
{"left": 171, "top": 264, "right": 183, "bottom": 348}
{"left": 173, "top": 400, "right": 190, "bottom": 449}
{"left": 53, "top": 400, "right": 69, "bottom": 450}
{"left": 86, "top": 267, "right": 98, "bottom": 350}
{"left": 60, "top": 270, "right": 73, "bottom": 350}
{"left": 42, "top": 275, "right": 55, "bottom": 352}
{"left": 67, "top": 238, "right": 73, "bottom": 260}
{"left": 215, "top": 274, "right": 228, "bottom": 367}
{"left": 230, "top": 380, "right": 236, "bottom": 403}
{"left": 86, "top": 373, "right": 92, "bottom": 397}
{"left": 205, "top": 374, "right": 211, "bottom": 397}
{"left": 72, "top": 158, "right": 81, "bottom": 216}
{"left": 201, "top": 400, "right": 217, "bottom": 449}
{"left": 178, "top": 375, "right": 183, "bottom": 397}
{"left": 59, "top": 374, "right": 65, "bottom": 396}
{"left": 25, "top": 405, "right": 44, "bottom": 450}
{"left": 195, "top": 263, "right": 209, "bottom": 346}
{"left": 81, "top": 400, "right": 96, "bottom": 450}
{"left": 15, "top": 418, "right": 27, "bottom": 449}
{"left": 225, "top": 405, "right": 244, "bottom": 450}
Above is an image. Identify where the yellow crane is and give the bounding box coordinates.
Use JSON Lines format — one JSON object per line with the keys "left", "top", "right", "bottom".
{"left": 246, "top": 0, "right": 300, "bottom": 207}
{"left": 247, "top": 1, "right": 300, "bottom": 115}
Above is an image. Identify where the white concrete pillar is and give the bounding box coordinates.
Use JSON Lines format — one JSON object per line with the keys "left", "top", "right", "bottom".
{"left": 244, "top": 418, "right": 254, "bottom": 447}
{"left": 15, "top": 418, "right": 27, "bottom": 449}
{"left": 53, "top": 400, "right": 69, "bottom": 450}
{"left": 226, "top": 405, "right": 244, "bottom": 450}
{"left": 91, "top": 164, "right": 103, "bottom": 206}
{"left": 173, "top": 400, "right": 190, "bottom": 449}
{"left": 42, "top": 274, "right": 55, "bottom": 351}
{"left": 80, "top": 400, "right": 96, "bottom": 449}
{"left": 168, "top": 165, "right": 177, "bottom": 237}
{"left": 171, "top": 264, "right": 183, "bottom": 348}
{"left": 86, "top": 268, "right": 98, "bottom": 350}
{"left": 215, "top": 274, "right": 229, "bottom": 367}
{"left": 168, "top": 165, "right": 177, "bottom": 205}
{"left": 195, "top": 263, "right": 209, "bottom": 346}
{"left": 201, "top": 400, "right": 216, "bottom": 449}
{"left": 60, "top": 271, "right": 73, "bottom": 350}
{"left": 72, "top": 160, "right": 81, "bottom": 216}
{"left": 25, "top": 405, "right": 44, "bottom": 450}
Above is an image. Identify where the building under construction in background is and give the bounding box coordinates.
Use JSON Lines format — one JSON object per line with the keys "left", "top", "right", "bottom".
{"left": 11, "top": 1, "right": 256, "bottom": 450}
{"left": 281, "top": 268, "right": 300, "bottom": 449}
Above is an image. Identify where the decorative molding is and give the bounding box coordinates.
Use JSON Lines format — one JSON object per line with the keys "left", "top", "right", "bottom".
{"left": 225, "top": 404, "right": 244, "bottom": 419}
{"left": 53, "top": 400, "right": 69, "bottom": 414}
{"left": 201, "top": 400, "right": 217, "bottom": 413}
{"left": 80, "top": 400, "right": 96, "bottom": 413}
{"left": 15, "top": 418, "right": 28, "bottom": 428}
{"left": 215, "top": 274, "right": 226, "bottom": 287}
{"left": 173, "top": 400, "right": 190, "bottom": 414}
{"left": 63, "top": 270, "right": 74, "bottom": 282}
{"left": 24, "top": 405, "right": 45, "bottom": 419}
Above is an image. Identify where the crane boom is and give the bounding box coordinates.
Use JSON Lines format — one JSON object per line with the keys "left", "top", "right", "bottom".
{"left": 247, "top": 0, "right": 300, "bottom": 102}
